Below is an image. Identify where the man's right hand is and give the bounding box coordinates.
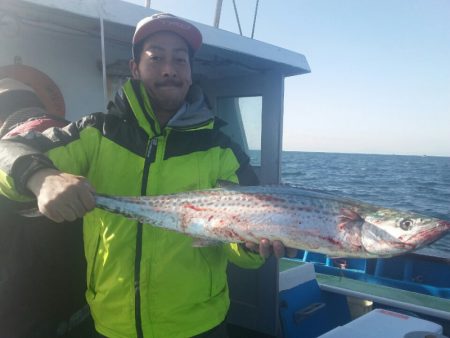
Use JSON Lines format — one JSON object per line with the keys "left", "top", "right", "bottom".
{"left": 26, "top": 168, "right": 96, "bottom": 223}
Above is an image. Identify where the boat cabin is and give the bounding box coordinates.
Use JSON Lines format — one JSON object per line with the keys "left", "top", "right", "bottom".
{"left": 0, "top": 0, "right": 310, "bottom": 336}
{"left": 2, "top": 1, "right": 448, "bottom": 337}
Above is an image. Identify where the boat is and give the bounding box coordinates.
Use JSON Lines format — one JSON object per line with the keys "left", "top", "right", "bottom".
{"left": 1, "top": 0, "right": 449, "bottom": 337}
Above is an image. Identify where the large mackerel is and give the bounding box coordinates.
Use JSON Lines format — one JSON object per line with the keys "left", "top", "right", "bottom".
{"left": 95, "top": 185, "right": 450, "bottom": 258}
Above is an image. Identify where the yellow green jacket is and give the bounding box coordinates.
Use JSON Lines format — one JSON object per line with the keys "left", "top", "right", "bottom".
{"left": 0, "top": 80, "right": 264, "bottom": 338}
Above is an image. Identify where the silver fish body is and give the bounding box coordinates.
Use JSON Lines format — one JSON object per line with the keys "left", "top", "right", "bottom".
{"left": 94, "top": 185, "right": 450, "bottom": 258}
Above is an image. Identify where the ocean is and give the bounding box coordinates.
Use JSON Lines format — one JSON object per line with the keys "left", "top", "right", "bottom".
{"left": 251, "top": 151, "right": 450, "bottom": 257}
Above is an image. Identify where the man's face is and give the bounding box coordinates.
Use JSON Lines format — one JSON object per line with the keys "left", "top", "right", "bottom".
{"left": 130, "top": 31, "right": 192, "bottom": 114}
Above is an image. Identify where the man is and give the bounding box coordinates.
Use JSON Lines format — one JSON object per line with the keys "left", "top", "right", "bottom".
{"left": 0, "top": 14, "right": 295, "bottom": 338}
{"left": 0, "top": 78, "right": 95, "bottom": 338}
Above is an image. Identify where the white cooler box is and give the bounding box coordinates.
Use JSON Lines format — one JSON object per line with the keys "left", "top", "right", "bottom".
{"left": 319, "top": 308, "right": 444, "bottom": 338}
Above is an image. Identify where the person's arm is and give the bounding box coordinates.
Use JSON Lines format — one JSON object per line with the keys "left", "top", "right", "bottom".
{"left": 0, "top": 115, "right": 102, "bottom": 221}
{"left": 0, "top": 138, "right": 57, "bottom": 201}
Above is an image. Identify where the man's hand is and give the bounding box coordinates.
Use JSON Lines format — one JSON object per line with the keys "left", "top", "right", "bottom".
{"left": 27, "top": 168, "right": 96, "bottom": 223}
{"left": 244, "top": 239, "right": 298, "bottom": 259}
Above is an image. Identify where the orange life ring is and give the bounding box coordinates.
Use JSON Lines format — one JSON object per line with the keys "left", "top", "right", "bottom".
{"left": 0, "top": 64, "right": 65, "bottom": 117}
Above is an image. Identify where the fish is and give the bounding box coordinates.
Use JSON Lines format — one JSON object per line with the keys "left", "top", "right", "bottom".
{"left": 94, "top": 185, "right": 450, "bottom": 258}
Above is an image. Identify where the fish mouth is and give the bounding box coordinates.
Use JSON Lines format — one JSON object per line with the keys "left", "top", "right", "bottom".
{"left": 400, "top": 223, "right": 450, "bottom": 247}
{"left": 438, "top": 220, "right": 450, "bottom": 229}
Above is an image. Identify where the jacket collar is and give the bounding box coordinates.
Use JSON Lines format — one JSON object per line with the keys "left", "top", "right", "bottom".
{"left": 110, "top": 79, "right": 214, "bottom": 135}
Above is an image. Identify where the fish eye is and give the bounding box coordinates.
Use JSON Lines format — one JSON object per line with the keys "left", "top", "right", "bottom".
{"left": 400, "top": 219, "right": 413, "bottom": 231}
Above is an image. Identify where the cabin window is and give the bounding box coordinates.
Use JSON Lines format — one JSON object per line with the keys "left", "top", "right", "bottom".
{"left": 216, "top": 96, "right": 262, "bottom": 166}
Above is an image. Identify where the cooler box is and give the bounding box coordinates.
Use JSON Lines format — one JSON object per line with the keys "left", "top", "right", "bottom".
{"left": 279, "top": 261, "right": 350, "bottom": 338}
{"left": 318, "top": 308, "right": 443, "bottom": 338}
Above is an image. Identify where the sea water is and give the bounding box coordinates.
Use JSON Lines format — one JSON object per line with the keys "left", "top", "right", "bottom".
{"left": 250, "top": 151, "right": 450, "bottom": 256}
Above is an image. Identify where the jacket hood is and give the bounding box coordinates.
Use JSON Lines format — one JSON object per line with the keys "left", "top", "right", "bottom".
{"left": 167, "top": 84, "right": 214, "bottom": 128}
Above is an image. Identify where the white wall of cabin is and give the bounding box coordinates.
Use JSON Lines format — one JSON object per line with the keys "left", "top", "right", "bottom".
{"left": 0, "top": 18, "right": 131, "bottom": 121}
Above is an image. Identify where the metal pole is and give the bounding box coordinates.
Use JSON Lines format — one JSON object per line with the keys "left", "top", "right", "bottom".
{"left": 232, "top": 0, "right": 243, "bottom": 36}
{"left": 214, "top": 0, "right": 223, "bottom": 28}
{"left": 99, "top": 6, "right": 108, "bottom": 107}
{"left": 145, "top": 0, "right": 151, "bottom": 8}
{"left": 251, "top": 0, "right": 260, "bottom": 39}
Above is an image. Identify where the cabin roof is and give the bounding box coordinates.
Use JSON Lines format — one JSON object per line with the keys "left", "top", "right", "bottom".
{"left": 5, "top": 0, "right": 310, "bottom": 79}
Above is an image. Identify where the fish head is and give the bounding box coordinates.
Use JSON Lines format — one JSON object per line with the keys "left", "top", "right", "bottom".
{"left": 361, "top": 209, "right": 450, "bottom": 257}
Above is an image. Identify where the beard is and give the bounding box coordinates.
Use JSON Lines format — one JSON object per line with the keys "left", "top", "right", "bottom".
{"left": 144, "top": 78, "right": 191, "bottom": 115}
{"left": 149, "top": 90, "right": 186, "bottom": 114}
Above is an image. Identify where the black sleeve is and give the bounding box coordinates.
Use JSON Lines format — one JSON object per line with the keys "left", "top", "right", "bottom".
{"left": 236, "top": 160, "right": 259, "bottom": 186}
{"left": 213, "top": 122, "right": 260, "bottom": 186}
{"left": 0, "top": 140, "right": 56, "bottom": 195}
{"left": 0, "top": 114, "right": 102, "bottom": 195}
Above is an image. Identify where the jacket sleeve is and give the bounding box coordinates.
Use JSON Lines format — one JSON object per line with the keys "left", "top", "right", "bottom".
{"left": 0, "top": 139, "right": 57, "bottom": 200}
{"left": 225, "top": 243, "right": 265, "bottom": 269}
{"left": 0, "top": 114, "right": 101, "bottom": 200}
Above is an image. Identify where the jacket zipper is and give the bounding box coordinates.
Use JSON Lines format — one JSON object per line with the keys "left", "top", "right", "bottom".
{"left": 135, "top": 137, "right": 158, "bottom": 338}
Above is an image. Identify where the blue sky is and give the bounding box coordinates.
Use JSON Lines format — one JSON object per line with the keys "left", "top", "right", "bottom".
{"left": 125, "top": 0, "right": 450, "bottom": 157}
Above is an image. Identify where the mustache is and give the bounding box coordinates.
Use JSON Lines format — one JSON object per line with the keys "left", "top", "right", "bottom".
{"left": 155, "top": 80, "right": 183, "bottom": 87}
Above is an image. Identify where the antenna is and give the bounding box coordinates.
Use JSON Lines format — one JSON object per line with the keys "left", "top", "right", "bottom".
{"left": 232, "top": 0, "right": 243, "bottom": 36}
{"left": 230, "top": 0, "right": 261, "bottom": 38}
{"left": 251, "top": 0, "right": 260, "bottom": 38}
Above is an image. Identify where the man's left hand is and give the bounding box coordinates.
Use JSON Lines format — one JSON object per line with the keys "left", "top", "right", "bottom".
{"left": 244, "top": 239, "right": 298, "bottom": 259}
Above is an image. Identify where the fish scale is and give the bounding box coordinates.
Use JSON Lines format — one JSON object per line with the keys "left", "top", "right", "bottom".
{"left": 94, "top": 185, "right": 450, "bottom": 258}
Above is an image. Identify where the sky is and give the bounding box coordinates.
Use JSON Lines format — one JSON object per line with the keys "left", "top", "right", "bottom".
{"left": 124, "top": 0, "right": 450, "bottom": 157}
